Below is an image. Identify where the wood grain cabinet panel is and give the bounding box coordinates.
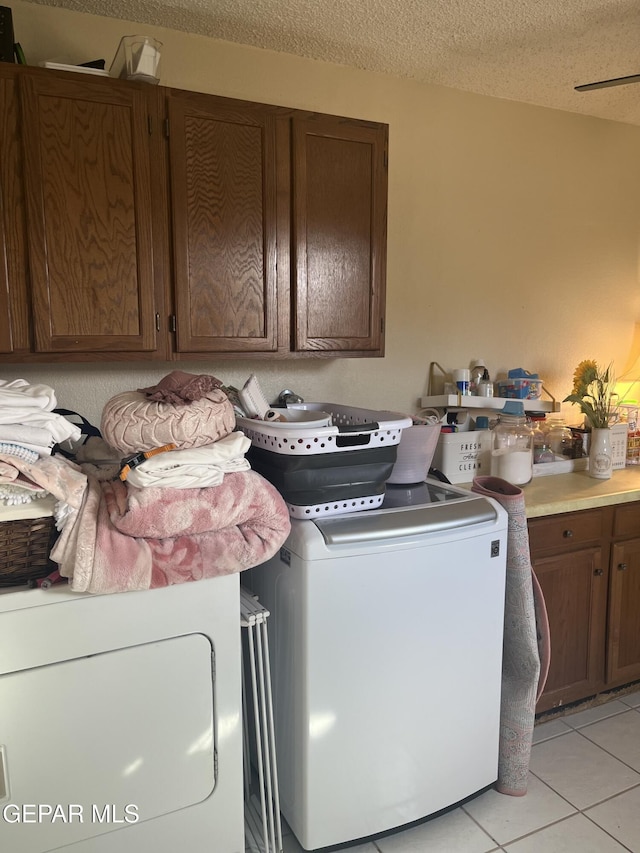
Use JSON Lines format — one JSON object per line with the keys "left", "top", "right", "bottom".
{"left": 532, "top": 501, "right": 640, "bottom": 712}
{"left": 292, "top": 115, "right": 387, "bottom": 354}
{"left": 1, "top": 67, "right": 388, "bottom": 360}
{"left": 19, "top": 71, "right": 160, "bottom": 355}
{"left": 0, "top": 65, "right": 30, "bottom": 354}
{"left": 166, "top": 92, "right": 280, "bottom": 353}
{"left": 612, "top": 501, "right": 640, "bottom": 538}
{"left": 532, "top": 544, "right": 607, "bottom": 712}
{"left": 607, "top": 507, "right": 640, "bottom": 686}
{"left": 528, "top": 508, "right": 604, "bottom": 554}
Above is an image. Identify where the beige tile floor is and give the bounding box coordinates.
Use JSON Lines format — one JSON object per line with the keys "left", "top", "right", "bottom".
{"left": 281, "top": 689, "right": 640, "bottom": 853}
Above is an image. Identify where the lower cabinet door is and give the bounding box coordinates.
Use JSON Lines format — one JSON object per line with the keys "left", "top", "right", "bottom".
{"left": 608, "top": 538, "right": 640, "bottom": 686}
{"left": 533, "top": 546, "right": 608, "bottom": 712}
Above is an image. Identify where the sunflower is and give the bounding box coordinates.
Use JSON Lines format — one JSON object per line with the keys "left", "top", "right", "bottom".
{"left": 564, "top": 360, "right": 618, "bottom": 429}
{"left": 571, "top": 359, "right": 598, "bottom": 395}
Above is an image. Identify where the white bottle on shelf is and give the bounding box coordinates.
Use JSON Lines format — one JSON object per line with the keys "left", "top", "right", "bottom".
{"left": 469, "top": 359, "right": 487, "bottom": 395}
{"left": 477, "top": 368, "right": 494, "bottom": 397}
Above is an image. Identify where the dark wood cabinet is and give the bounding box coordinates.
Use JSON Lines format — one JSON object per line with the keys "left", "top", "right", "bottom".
{"left": 0, "top": 64, "right": 388, "bottom": 361}
{"left": 18, "top": 69, "right": 164, "bottom": 357}
{"left": 529, "top": 510, "right": 609, "bottom": 712}
{"left": 607, "top": 502, "right": 640, "bottom": 686}
{"left": 531, "top": 501, "right": 640, "bottom": 713}
{"left": 166, "top": 91, "right": 281, "bottom": 355}
{"left": 0, "top": 65, "right": 30, "bottom": 355}
{"left": 166, "top": 94, "right": 388, "bottom": 357}
{"left": 291, "top": 114, "right": 387, "bottom": 354}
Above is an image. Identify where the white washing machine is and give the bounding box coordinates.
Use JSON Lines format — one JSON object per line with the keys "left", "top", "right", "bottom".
{"left": 247, "top": 479, "right": 508, "bottom": 850}
{"left": 0, "top": 574, "right": 244, "bottom": 853}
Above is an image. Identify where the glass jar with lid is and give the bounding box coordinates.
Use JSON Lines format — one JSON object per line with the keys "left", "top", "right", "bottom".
{"left": 529, "top": 412, "right": 553, "bottom": 464}
{"left": 491, "top": 401, "right": 534, "bottom": 485}
{"left": 545, "top": 417, "right": 574, "bottom": 457}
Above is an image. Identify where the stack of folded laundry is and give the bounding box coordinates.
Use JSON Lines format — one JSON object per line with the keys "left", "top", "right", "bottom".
{"left": 53, "top": 371, "right": 291, "bottom": 594}
{"left": 0, "top": 379, "right": 81, "bottom": 458}
{"left": 0, "top": 379, "right": 81, "bottom": 507}
{"left": 100, "top": 369, "right": 251, "bottom": 488}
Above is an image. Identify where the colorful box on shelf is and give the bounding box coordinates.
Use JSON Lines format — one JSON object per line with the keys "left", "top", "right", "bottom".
{"left": 495, "top": 378, "right": 543, "bottom": 400}
{"left": 496, "top": 367, "right": 543, "bottom": 400}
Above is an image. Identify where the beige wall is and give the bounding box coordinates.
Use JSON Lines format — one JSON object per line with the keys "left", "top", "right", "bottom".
{"left": 3, "top": 0, "right": 640, "bottom": 427}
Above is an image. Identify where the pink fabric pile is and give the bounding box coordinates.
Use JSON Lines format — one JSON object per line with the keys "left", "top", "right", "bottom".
{"left": 49, "top": 371, "right": 291, "bottom": 594}
{"left": 52, "top": 471, "right": 291, "bottom": 594}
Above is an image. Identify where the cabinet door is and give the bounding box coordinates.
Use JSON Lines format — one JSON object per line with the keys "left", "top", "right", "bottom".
{"left": 19, "top": 71, "right": 159, "bottom": 354}
{"left": 533, "top": 546, "right": 607, "bottom": 712}
{"left": 0, "top": 65, "right": 30, "bottom": 354}
{"left": 167, "top": 92, "right": 280, "bottom": 353}
{"left": 608, "top": 538, "right": 640, "bottom": 685}
{"left": 292, "top": 115, "right": 387, "bottom": 355}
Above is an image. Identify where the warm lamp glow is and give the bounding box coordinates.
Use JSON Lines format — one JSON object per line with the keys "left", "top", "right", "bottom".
{"left": 614, "top": 322, "right": 640, "bottom": 403}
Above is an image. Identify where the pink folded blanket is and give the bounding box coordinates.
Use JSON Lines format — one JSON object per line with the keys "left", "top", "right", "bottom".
{"left": 52, "top": 471, "right": 291, "bottom": 594}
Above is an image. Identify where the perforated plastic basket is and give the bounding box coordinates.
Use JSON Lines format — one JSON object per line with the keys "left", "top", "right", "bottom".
{"left": 236, "top": 403, "right": 411, "bottom": 456}
{"left": 237, "top": 403, "right": 412, "bottom": 517}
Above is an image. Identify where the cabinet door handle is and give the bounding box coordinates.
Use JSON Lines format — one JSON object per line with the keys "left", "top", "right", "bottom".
{"left": 563, "top": 529, "right": 573, "bottom": 538}
{"left": 618, "top": 563, "right": 628, "bottom": 571}
{"left": 594, "top": 568, "right": 604, "bottom": 576}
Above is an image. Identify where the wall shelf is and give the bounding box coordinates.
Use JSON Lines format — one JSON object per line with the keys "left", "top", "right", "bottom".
{"left": 420, "top": 394, "right": 561, "bottom": 413}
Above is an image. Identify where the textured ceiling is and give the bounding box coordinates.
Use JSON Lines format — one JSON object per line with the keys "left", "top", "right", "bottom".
{"left": 23, "top": 0, "right": 640, "bottom": 125}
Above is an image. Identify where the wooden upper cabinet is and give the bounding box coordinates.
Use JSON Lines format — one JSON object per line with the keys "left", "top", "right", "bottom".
{"left": 166, "top": 91, "right": 280, "bottom": 353}
{"left": 1, "top": 67, "right": 389, "bottom": 361}
{"left": 292, "top": 115, "right": 388, "bottom": 355}
{"left": 0, "top": 71, "right": 16, "bottom": 354}
{"left": 19, "top": 71, "right": 159, "bottom": 354}
{"left": 0, "top": 66, "right": 30, "bottom": 354}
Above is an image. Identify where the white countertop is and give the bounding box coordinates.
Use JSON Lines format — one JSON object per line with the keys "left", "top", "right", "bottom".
{"left": 458, "top": 466, "right": 640, "bottom": 518}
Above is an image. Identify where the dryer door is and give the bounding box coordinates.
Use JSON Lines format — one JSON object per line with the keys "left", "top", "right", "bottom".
{"left": 0, "top": 632, "right": 216, "bottom": 852}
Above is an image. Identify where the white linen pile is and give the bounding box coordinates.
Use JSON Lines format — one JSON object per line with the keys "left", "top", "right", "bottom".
{"left": 125, "top": 432, "right": 251, "bottom": 489}
{"left": 0, "top": 379, "right": 81, "bottom": 506}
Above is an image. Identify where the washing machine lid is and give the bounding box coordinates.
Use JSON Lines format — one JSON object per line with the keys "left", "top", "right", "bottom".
{"left": 314, "top": 481, "right": 499, "bottom": 545}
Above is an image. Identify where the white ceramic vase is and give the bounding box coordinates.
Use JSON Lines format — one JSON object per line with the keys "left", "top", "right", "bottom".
{"left": 589, "top": 427, "right": 613, "bottom": 479}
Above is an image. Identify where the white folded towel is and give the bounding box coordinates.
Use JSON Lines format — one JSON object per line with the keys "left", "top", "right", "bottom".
{"left": 0, "top": 442, "right": 40, "bottom": 463}
{"left": 0, "top": 410, "right": 80, "bottom": 444}
{"left": 125, "top": 432, "right": 251, "bottom": 489}
{"left": 0, "top": 379, "right": 57, "bottom": 410}
{"left": 0, "top": 424, "right": 56, "bottom": 448}
{"left": 0, "top": 380, "right": 81, "bottom": 445}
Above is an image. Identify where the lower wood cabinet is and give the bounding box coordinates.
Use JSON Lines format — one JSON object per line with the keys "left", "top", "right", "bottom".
{"left": 608, "top": 503, "right": 640, "bottom": 686}
{"left": 530, "top": 502, "right": 640, "bottom": 713}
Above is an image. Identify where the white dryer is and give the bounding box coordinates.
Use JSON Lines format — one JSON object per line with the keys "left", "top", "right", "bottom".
{"left": 0, "top": 574, "right": 244, "bottom": 853}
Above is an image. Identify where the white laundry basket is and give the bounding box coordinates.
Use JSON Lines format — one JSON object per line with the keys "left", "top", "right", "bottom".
{"left": 237, "top": 403, "right": 412, "bottom": 517}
